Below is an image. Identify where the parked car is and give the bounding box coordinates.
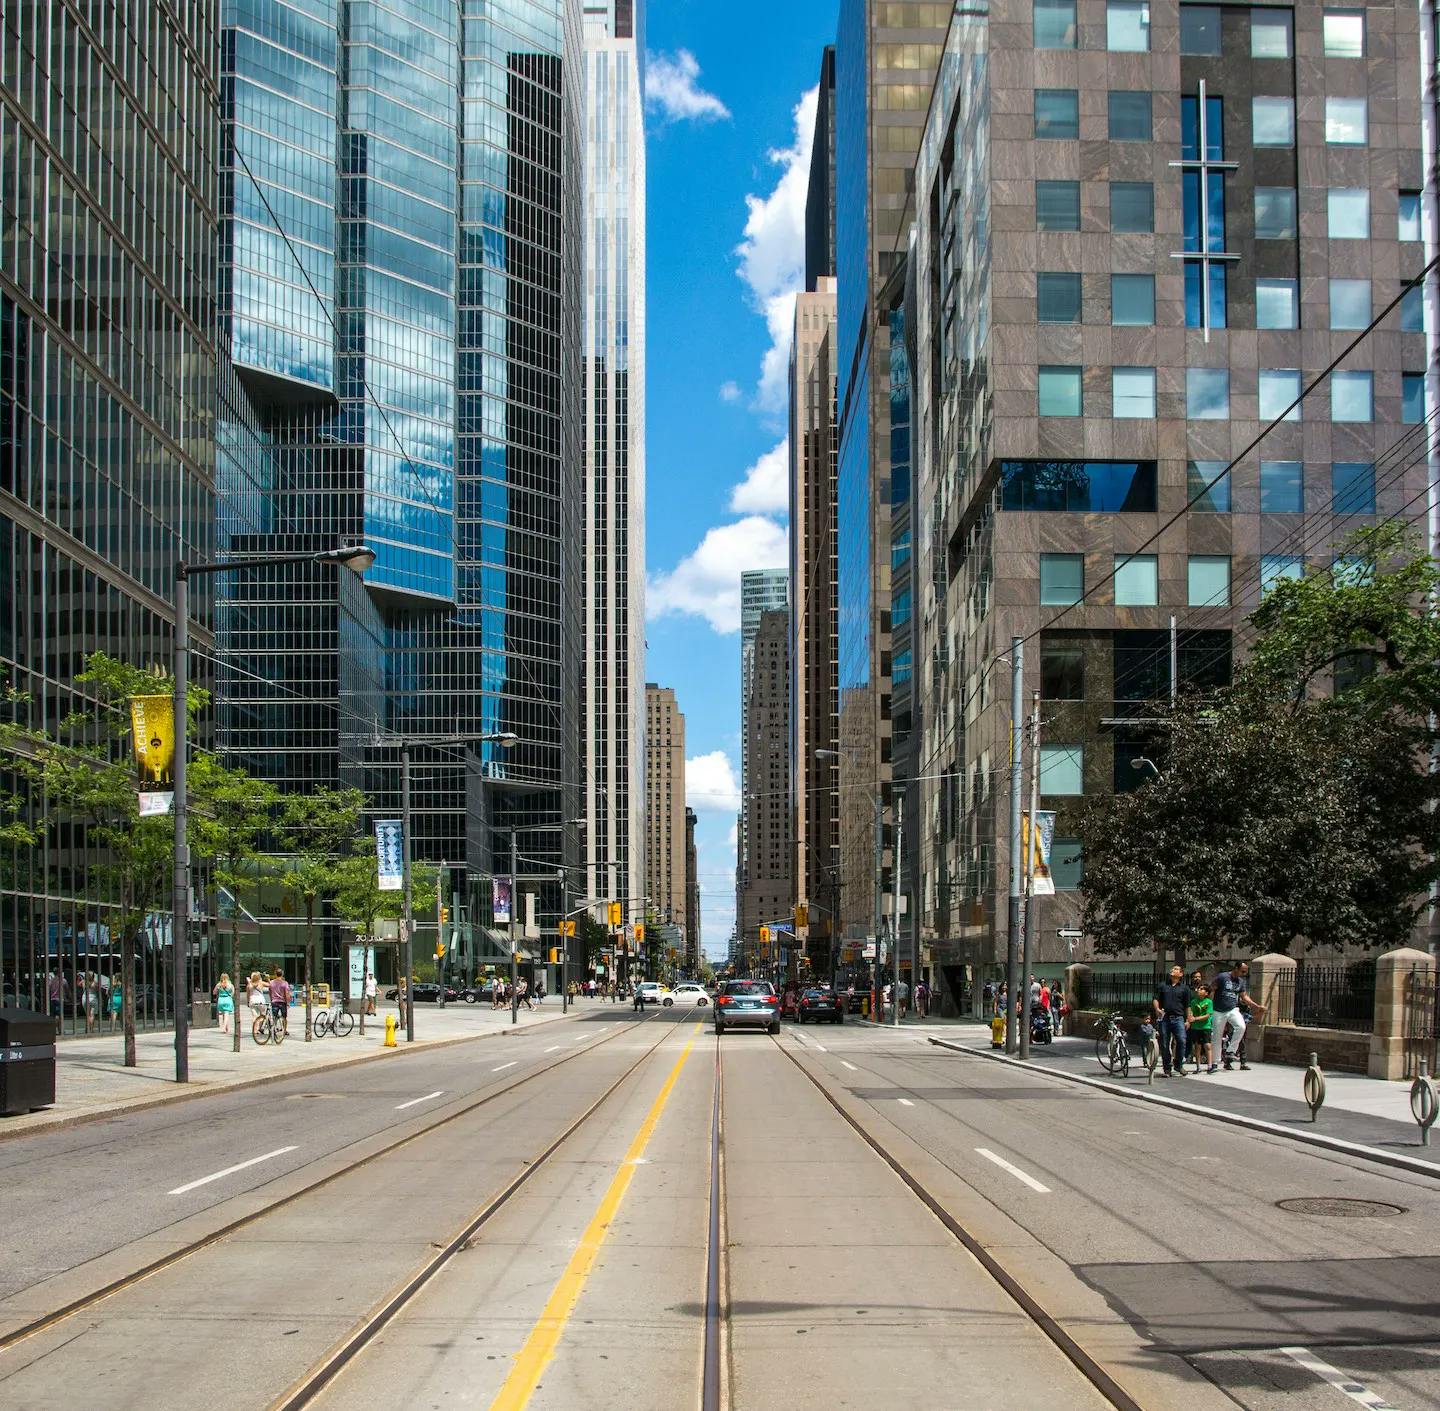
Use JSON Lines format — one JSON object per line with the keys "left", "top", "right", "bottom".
{"left": 714, "top": 979, "right": 780, "bottom": 1035}
{"left": 385, "top": 982, "right": 460, "bottom": 1004}
{"left": 797, "top": 987, "right": 844, "bottom": 1024}
{"left": 462, "top": 981, "right": 500, "bottom": 1003}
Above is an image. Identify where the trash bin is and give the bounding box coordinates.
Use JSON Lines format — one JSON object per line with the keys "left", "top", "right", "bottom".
{"left": 0, "top": 1008, "right": 57, "bottom": 1115}
{"left": 191, "top": 991, "right": 212, "bottom": 1029}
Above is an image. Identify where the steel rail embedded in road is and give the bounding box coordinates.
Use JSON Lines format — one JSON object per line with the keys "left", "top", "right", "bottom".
{"left": 0, "top": 1006, "right": 685, "bottom": 1355}
{"left": 702, "top": 1034, "right": 726, "bottom": 1411}
{"left": 770, "top": 1034, "right": 1147, "bottom": 1411}
{"left": 269, "top": 1011, "right": 702, "bottom": 1411}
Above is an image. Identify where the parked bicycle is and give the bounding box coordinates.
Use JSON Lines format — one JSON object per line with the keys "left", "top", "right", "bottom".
{"left": 312, "top": 1004, "right": 354, "bottom": 1038}
{"left": 1095, "top": 1011, "right": 1131, "bottom": 1077}
{"left": 252, "top": 1009, "right": 287, "bottom": 1046}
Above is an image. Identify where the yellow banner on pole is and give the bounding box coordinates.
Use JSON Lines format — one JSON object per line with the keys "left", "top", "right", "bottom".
{"left": 129, "top": 694, "right": 175, "bottom": 786}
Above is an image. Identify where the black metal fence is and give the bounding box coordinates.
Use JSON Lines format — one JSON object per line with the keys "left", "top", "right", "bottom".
{"left": 1404, "top": 966, "right": 1438, "bottom": 1081}
{"left": 1273, "top": 960, "right": 1376, "bottom": 1033}
{"left": 1079, "top": 970, "right": 1156, "bottom": 1012}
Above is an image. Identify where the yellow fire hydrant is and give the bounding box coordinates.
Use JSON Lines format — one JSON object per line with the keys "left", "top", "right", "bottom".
{"left": 990, "top": 1012, "right": 1006, "bottom": 1049}
{"left": 384, "top": 1014, "right": 397, "bottom": 1048}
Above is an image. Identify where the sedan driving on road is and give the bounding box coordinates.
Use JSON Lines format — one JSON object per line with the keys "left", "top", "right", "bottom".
{"left": 670, "top": 983, "right": 709, "bottom": 1006}
{"left": 797, "top": 987, "right": 844, "bottom": 1024}
{"left": 714, "top": 980, "right": 780, "bottom": 1035}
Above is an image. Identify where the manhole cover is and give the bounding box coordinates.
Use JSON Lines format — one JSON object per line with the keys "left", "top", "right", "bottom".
{"left": 285, "top": 1092, "right": 344, "bottom": 1101}
{"left": 1275, "top": 1197, "right": 1406, "bottom": 1219}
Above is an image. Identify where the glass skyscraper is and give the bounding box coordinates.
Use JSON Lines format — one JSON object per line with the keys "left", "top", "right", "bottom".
{"left": 218, "top": 0, "right": 584, "bottom": 976}
{"left": 0, "top": 3, "right": 222, "bottom": 1028}
{"left": 582, "top": 0, "right": 646, "bottom": 920}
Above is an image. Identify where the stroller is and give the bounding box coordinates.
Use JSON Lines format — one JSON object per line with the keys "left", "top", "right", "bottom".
{"left": 1029, "top": 1004, "right": 1054, "bottom": 1045}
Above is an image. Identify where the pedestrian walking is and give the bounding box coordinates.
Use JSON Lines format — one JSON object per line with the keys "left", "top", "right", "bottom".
{"left": 982, "top": 980, "right": 995, "bottom": 1017}
{"left": 364, "top": 970, "right": 378, "bottom": 1016}
{"left": 517, "top": 977, "right": 532, "bottom": 1010}
{"left": 213, "top": 972, "right": 235, "bottom": 1035}
{"left": 396, "top": 976, "right": 409, "bottom": 1029}
{"left": 267, "top": 969, "right": 291, "bottom": 1033}
{"left": 1052, "top": 981, "right": 1067, "bottom": 1033}
{"left": 534, "top": 980, "right": 546, "bottom": 1005}
{"left": 47, "top": 970, "right": 65, "bottom": 1031}
{"left": 1151, "top": 965, "right": 1193, "bottom": 1077}
{"left": 915, "top": 978, "right": 931, "bottom": 1018}
{"left": 1208, "top": 961, "right": 1264, "bottom": 1072}
{"left": 81, "top": 971, "right": 100, "bottom": 1033}
{"left": 1188, "top": 983, "right": 1213, "bottom": 1071}
{"left": 996, "top": 981, "right": 1008, "bottom": 1019}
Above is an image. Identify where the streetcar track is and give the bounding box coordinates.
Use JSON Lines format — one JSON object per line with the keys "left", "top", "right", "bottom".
{"left": 273, "top": 1014, "right": 697, "bottom": 1411}
{"left": 0, "top": 1007, "right": 686, "bottom": 1355}
{"left": 770, "top": 1033, "right": 1147, "bottom": 1411}
{"left": 701, "top": 1032, "right": 726, "bottom": 1411}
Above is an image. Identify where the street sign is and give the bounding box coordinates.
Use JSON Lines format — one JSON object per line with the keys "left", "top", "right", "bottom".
{"left": 1057, "top": 927, "right": 1083, "bottom": 940}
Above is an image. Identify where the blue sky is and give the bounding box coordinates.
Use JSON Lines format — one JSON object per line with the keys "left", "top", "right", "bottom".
{"left": 642, "top": 0, "right": 835, "bottom": 958}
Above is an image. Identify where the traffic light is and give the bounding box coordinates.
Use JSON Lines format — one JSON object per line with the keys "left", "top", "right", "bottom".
{"left": 759, "top": 925, "right": 770, "bottom": 947}
{"left": 435, "top": 942, "right": 446, "bottom": 959}
{"left": 547, "top": 947, "right": 560, "bottom": 963}
{"left": 634, "top": 924, "right": 645, "bottom": 945}
{"left": 559, "top": 919, "right": 576, "bottom": 937}
{"left": 608, "top": 901, "right": 621, "bottom": 927}
{"left": 794, "top": 904, "right": 808, "bottom": 929}
{"left": 439, "top": 905, "right": 450, "bottom": 926}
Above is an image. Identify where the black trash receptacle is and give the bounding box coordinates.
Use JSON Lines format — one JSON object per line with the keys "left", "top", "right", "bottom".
{"left": 0, "top": 1008, "right": 57, "bottom": 1115}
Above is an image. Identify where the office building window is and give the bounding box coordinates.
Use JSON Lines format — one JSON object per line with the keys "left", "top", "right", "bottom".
{"left": 1040, "top": 553, "right": 1084, "bottom": 606}
{"left": 1114, "top": 554, "right": 1158, "bottom": 606}
{"left": 1402, "top": 373, "right": 1426, "bottom": 424}
{"left": 1251, "top": 8, "right": 1293, "bottom": 57}
{"left": 1050, "top": 838, "right": 1083, "bottom": 889}
{"left": 1187, "top": 460, "right": 1231, "bottom": 512}
{"left": 1332, "top": 461, "right": 1375, "bottom": 514}
{"left": 1111, "top": 274, "right": 1155, "bottom": 326}
{"left": 1038, "top": 365, "right": 1083, "bottom": 416}
{"left": 1259, "top": 368, "right": 1302, "bottom": 421}
{"left": 1034, "top": 0, "right": 1077, "bottom": 47}
{"left": 1399, "top": 191, "right": 1423, "bottom": 242}
{"left": 1040, "top": 745, "right": 1085, "bottom": 796}
{"left": 1323, "top": 8, "right": 1365, "bottom": 57}
{"left": 1181, "top": 5, "right": 1221, "bottom": 53}
{"left": 1000, "top": 460, "right": 1158, "bottom": 512}
{"left": 1332, "top": 370, "right": 1373, "bottom": 422}
{"left": 1261, "top": 555, "right": 1304, "bottom": 595}
{"left": 1253, "top": 96, "right": 1294, "bottom": 146}
{"left": 1107, "top": 0, "right": 1150, "bottom": 50}
{"left": 1109, "top": 91, "right": 1152, "bottom": 141}
{"left": 1255, "top": 187, "right": 1297, "bottom": 238}
{"left": 1112, "top": 367, "right": 1156, "bottom": 418}
{"left": 1188, "top": 555, "right": 1230, "bottom": 607}
{"left": 1260, "top": 460, "right": 1303, "bottom": 512}
{"left": 1187, "top": 367, "right": 1230, "bottom": 419}
{"left": 1038, "top": 272, "right": 1082, "bottom": 323}
{"left": 1325, "top": 96, "right": 1367, "bottom": 145}
{"left": 1111, "top": 182, "right": 1154, "bottom": 232}
{"left": 1185, "top": 262, "right": 1228, "bottom": 329}
{"left": 1401, "top": 286, "right": 1425, "bottom": 333}
{"left": 1256, "top": 278, "right": 1299, "bottom": 329}
{"left": 1037, "top": 180, "right": 1081, "bottom": 230}
{"left": 1328, "top": 188, "right": 1370, "bottom": 239}
{"left": 1036, "top": 89, "right": 1080, "bottom": 139}
{"left": 1041, "top": 642, "right": 1085, "bottom": 700}
{"left": 1329, "top": 279, "right": 1370, "bottom": 330}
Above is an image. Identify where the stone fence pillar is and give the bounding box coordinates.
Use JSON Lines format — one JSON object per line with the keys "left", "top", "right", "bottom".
{"left": 1369, "top": 946, "right": 1436, "bottom": 1080}
{"left": 1248, "top": 952, "right": 1296, "bottom": 1025}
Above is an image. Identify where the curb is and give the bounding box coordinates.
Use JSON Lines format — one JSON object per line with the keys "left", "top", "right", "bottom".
{"left": 0, "top": 1008, "right": 587, "bottom": 1143}
{"left": 926, "top": 1035, "right": 1440, "bottom": 1181}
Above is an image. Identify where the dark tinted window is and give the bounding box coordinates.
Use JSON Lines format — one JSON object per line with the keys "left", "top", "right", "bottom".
{"left": 724, "top": 981, "right": 773, "bottom": 996}
{"left": 1037, "top": 180, "right": 1081, "bottom": 230}
{"left": 1108, "top": 90, "right": 1152, "bottom": 140}
{"left": 1000, "top": 460, "right": 1158, "bottom": 512}
{"left": 1041, "top": 642, "right": 1085, "bottom": 700}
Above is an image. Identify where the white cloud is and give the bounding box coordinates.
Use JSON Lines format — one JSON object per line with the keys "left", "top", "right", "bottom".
{"left": 719, "top": 380, "right": 742, "bottom": 403}
{"left": 727, "top": 819, "right": 739, "bottom": 849}
{"left": 647, "top": 515, "right": 787, "bottom": 633}
{"left": 728, "top": 439, "right": 789, "bottom": 516}
{"left": 687, "top": 751, "right": 741, "bottom": 814}
{"left": 735, "top": 86, "right": 817, "bottom": 412}
{"left": 645, "top": 50, "right": 730, "bottom": 124}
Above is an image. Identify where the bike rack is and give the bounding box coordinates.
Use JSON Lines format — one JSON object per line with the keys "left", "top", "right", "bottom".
{"left": 1410, "top": 1059, "right": 1438, "bottom": 1147}
{"left": 1303, "top": 1052, "right": 1326, "bottom": 1123}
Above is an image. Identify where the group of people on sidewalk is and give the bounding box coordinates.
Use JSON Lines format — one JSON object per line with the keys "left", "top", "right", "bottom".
{"left": 880, "top": 978, "right": 933, "bottom": 1018}
{"left": 1151, "top": 960, "right": 1266, "bottom": 1077}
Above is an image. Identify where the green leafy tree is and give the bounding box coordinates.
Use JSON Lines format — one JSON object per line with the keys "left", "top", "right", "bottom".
{"left": 188, "top": 755, "right": 278, "bottom": 1052}
{"left": 1080, "top": 528, "right": 1440, "bottom": 962}
{"left": 577, "top": 912, "right": 608, "bottom": 979}
{"left": 275, "top": 786, "right": 366, "bottom": 1039}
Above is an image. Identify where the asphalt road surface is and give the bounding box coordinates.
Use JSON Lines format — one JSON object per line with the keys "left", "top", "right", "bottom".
{"left": 1, "top": 1006, "right": 1435, "bottom": 1410}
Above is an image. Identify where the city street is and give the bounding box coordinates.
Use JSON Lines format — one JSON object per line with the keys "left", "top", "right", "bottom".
{"left": 2, "top": 1003, "right": 1436, "bottom": 1410}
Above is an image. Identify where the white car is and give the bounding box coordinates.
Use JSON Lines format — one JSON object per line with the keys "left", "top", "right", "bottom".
{"left": 636, "top": 982, "right": 672, "bottom": 1006}
{"left": 670, "top": 983, "right": 709, "bottom": 1007}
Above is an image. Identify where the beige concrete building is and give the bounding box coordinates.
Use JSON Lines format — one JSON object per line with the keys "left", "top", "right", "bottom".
{"left": 644, "top": 683, "right": 686, "bottom": 928}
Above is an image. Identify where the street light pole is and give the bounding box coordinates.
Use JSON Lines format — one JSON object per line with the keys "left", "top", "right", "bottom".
{"left": 510, "top": 829, "right": 519, "bottom": 1025}
{"left": 892, "top": 788, "right": 904, "bottom": 1029}
{"left": 1006, "top": 636, "right": 1025, "bottom": 1054}
{"left": 558, "top": 866, "right": 569, "bottom": 1013}
{"left": 401, "top": 740, "right": 414, "bottom": 1042}
{"left": 1021, "top": 690, "right": 1041, "bottom": 1061}
{"left": 171, "top": 543, "right": 375, "bottom": 1083}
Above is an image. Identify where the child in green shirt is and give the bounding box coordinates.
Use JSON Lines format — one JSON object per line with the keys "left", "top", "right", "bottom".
{"left": 1189, "top": 985, "right": 1213, "bottom": 1071}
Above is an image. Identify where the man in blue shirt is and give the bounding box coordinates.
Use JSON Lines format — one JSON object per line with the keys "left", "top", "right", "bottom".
{"left": 1208, "top": 960, "right": 1265, "bottom": 1073}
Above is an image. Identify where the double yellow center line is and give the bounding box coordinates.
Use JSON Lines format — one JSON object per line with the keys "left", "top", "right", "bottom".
{"left": 488, "top": 1027, "right": 700, "bottom": 1410}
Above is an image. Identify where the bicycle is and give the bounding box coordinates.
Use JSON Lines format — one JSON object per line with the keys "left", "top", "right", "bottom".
{"left": 252, "top": 1009, "right": 287, "bottom": 1046}
{"left": 1094, "top": 1011, "right": 1131, "bottom": 1077}
{"left": 312, "top": 1005, "right": 354, "bottom": 1038}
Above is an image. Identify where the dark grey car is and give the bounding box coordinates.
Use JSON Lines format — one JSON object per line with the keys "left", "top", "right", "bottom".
{"left": 714, "top": 979, "right": 780, "bottom": 1035}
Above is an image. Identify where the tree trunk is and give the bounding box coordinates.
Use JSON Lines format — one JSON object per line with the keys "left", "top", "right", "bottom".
{"left": 231, "top": 913, "right": 241, "bottom": 1055}
{"left": 121, "top": 901, "right": 136, "bottom": 1068}
{"left": 304, "top": 894, "right": 314, "bottom": 1041}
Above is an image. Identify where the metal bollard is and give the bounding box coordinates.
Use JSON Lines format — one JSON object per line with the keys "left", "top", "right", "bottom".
{"left": 1410, "top": 1060, "right": 1438, "bottom": 1148}
{"left": 1303, "top": 1052, "right": 1325, "bottom": 1123}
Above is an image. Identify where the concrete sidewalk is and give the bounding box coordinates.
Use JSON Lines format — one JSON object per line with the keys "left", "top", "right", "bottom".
{"left": 3, "top": 997, "right": 601, "bottom": 1138}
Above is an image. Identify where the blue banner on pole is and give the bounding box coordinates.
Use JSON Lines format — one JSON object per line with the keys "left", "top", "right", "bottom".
{"left": 376, "top": 820, "right": 403, "bottom": 891}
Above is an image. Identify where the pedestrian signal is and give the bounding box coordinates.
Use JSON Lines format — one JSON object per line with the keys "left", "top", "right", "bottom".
{"left": 548, "top": 947, "right": 560, "bottom": 963}
{"left": 608, "top": 901, "right": 622, "bottom": 926}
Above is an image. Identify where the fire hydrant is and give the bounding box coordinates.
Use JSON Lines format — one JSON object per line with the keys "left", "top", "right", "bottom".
{"left": 384, "top": 1014, "right": 397, "bottom": 1048}
{"left": 990, "top": 1012, "right": 1006, "bottom": 1049}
